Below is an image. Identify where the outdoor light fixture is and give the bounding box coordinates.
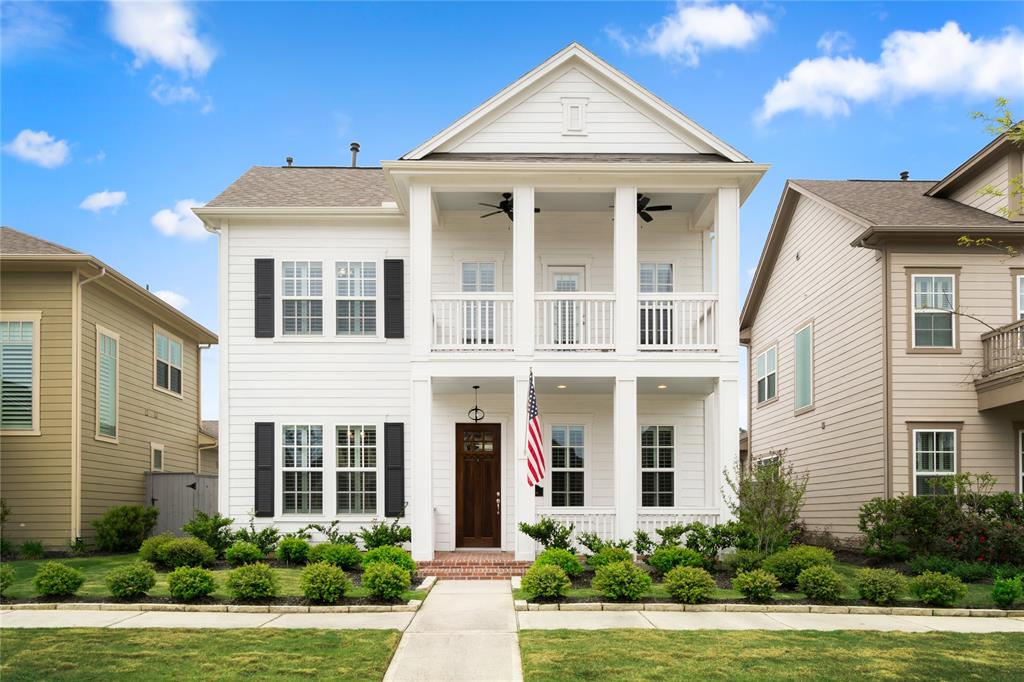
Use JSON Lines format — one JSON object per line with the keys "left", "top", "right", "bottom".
{"left": 468, "top": 385, "right": 485, "bottom": 422}
{"left": 556, "top": 384, "right": 567, "bottom": 389}
{"left": 657, "top": 384, "right": 668, "bottom": 389}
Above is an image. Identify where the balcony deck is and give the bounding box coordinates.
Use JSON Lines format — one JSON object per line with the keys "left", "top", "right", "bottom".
{"left": 977, "top": 319, "right": 1024, "bottom": 410}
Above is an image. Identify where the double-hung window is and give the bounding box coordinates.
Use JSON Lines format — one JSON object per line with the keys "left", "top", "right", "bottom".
{"left": 154, "top": 328, "right": 182, "bottom": 395}
{"left": 755, "top": 347, "right": 777, "bottom": 404}
{"left": 550, "top": 425, "right": 585, "bottom": 507}
{"left": 794, "top": 324, "right": 814, "bottom": 412}
{"left": 335, "top": 261, "right": 377, "bottom": 336}
{"left": 0, "top": 315, "right": 39, "bottom": 432}
{"left": 913, "top": 429, "right": 956, "bottom": 496}
{"left": 912, "top": 274, "right": 955, "bottom": 348}
{"left": 461, "top": 262, "right": 496, "bottom": 345}
{"left": 336, "top": 425, "right": 377, "bottom": 514}
{"left": 96, "top": 327, "right": 119, "bottom": 440}
{"left": 639, "top": 262, "right": 674, "bottom": 346}
{"left": 282, "top": 425, "right": 323, "bottom": 514}
{"left": 282, "top": 261, "right": 323, "bottom": 335}
{"left": 641, "top": 425, "right": 674, "bottom": 507}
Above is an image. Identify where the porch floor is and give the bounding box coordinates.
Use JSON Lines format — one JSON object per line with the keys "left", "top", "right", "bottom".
{"left": 417, "top": 552, "right": 532, "bottom": 579}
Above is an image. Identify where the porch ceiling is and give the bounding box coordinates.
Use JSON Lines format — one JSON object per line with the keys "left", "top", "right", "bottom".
{"left": 430, "top": 376, "right": 714, "bottom": 395}
{"left": 434, "top": 190, "right": 704, "bottom": 214}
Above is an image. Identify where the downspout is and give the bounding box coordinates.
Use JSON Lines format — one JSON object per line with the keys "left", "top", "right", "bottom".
{"left": 73, "top": 267, "right": 107, "bottom": 540}
{"left": 197, "top": 343, "right": 213, "bottom": 473}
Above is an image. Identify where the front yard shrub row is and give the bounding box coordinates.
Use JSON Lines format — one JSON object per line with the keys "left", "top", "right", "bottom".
{"left": 33, "top": 562, "right": 86, "bottom": 597}
{"left": 0, "top": 564, "right": 15, "bottom": 596}
{"left": 909, "top": 571, "right": 968, "bottom": 607}
{"left": 362, "top": 545, "right": 417, "bottom": 574}
{"left": 732, "top": 569, "right": 779, "bottom": 603}
{"left": 648, "top": 546, "right": 704, "bottom": 575}
{"left": 167, "top": 566, "right": 217, "bottom": 601}
{"left": 225, "top": 540, "right": 264, "bottom": 566}
{"left": 299, "top": 562, "right": 353, "bottom": 603}
{"left": 663, "top": 566, "right": 716, "bottom": 604}
{"left": 307, "top": 542, "right": 361, "bottom": 569}
{"left": 105, "top": 561, "right": 157, "bottom": 599}
{"left": 723, "top": 549, "right": 764, "bottom": 574}
{"left": 906, "top": 555, "right": 1022, "bottom": 582}
{"left": 991, "top": 577, "right": 1023, "bottom": 608}
{"left": 855, "top": 568, "right": 907, "bottom": 605}
{"left": 796, "top": 565, "right": 844, "bottom": 603}
{"left": 760, "top": 545, "right": 834, "bottom": 588}
{"left": 157, "top": 538, "right": 217, "bottom": 568}
{"left": 92, "top": 505, "right": 159, "bottom": 552}
{"left": 225, "top": 562, "right": 279, "bottom": 601}
{"left": 182, "top": 511, "right": 235, "bottom": 558}
{"left": 362, "top": 562, "right": 411, "bottom": 600}
{"left": 522, "top": 564, "right": 572, "bottom": 599}
{"left": 592, "top": 561, "right": 651, "bottom": 601}
{"left": 534, "top": 548, "right": 583, "bottom": 578}
{"left": 277, "top": 537, "right": 311, "bottom": 564}
{"left": 587, "top": 547, "right": 633, "bottom": 570}
{"left": 139, "top": 533, "right": 176, "bottom": 564}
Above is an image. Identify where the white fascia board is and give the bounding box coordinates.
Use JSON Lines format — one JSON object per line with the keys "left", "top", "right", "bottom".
{"left": 193, "top": 205, "right": 407, "bottom": 231}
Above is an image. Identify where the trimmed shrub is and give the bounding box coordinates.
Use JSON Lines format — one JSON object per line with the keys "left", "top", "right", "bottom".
{"left": 796, "top": 565, "right": 845, "bottom": 603}
{"left": 587, "top": 547, "right": 632, "bottom": 570}
{"left": 276, "top": 537, "right": 311, "bottom": 565}
{"left": 648, "top": 546, "right": 704, "bottom": 576}
{"left": 633, "top": 530, "right": 655, "bottom": 558}
{"left": 33, "top": 562, "right": 85, "bottom": 598}
{"left": 308, "top": 543, "right": 361, "bottom": 570}
{"left": 723, "top": 549, "right": 764, "bottom": 575}
{"left": 910, "top": 571, "right": 967, "bottom": 607}
{"left": 362, "top": 546, "right": 417, "bottom": 574}
{"left": 92, "top": 505, "right": 159, "bottom": 552}
{"left": 592, "top": 560, "right": 652, "bottom": 601}
{"left": 225, "top": 541, "right": 264, "bottom": 567}
{"left": 226, "top": 562, "right": 279, "bottom": 601}
{"left": 106, "top": 561, "right": 157, "bottom": 599}
{"left": 855, "top": 568, "right": 907, "bottom": 605}
{"left": 732, "top": 569, "right": 779, "bottom": 603}
{"left": 761, "top": 545, "right": 834, "bottom": 588}
{"left": 907, "top": 555, "right": 992, "bottom": 583}
{"left": 157, "top": 538, "right": 216, "bottom": 568}
{"left": 167, "top": 566, "right": 217, "bottom": 601}
{"left": 19, "top": 540, "right": 44, "bottom": 560}
{"left": 663, "top": 566, "right": 717, "bottom": 604}
{"left": 0, "top": 563, "right": 15, "bottom": 596}
{"left": 359, "top": 519, "right": 412, "bottom": 550}
{"left": 992, "top": 577, "right": 1022, "bottom": 609}
{"left": 517, "top": 517, "right": 576, "bottom": 552}
{"left": 233, "top": 518, "right": 280, "bottom": 555}
{"left": 300, "top": 562, "right": 352, "bottom": 604}
{"left": 138, "top": 533, "right": 176, "bottom": 564}
{"left": 183, "top": 511, "right": 235, "bottom": 558}
{"left": 534, "top": 548, "right": 583, "bottom": 578}
{"left": 521, "top": 564, "right": 571, "bottom": 600}
{"left": 363, "top": 561, "right": 411, "bottom": 600}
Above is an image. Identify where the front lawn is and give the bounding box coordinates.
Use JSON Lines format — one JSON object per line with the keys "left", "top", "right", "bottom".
{"left": 0, "top": 628, "right": 400, "bottom": 681}
{"left": 0, "top": 555, "right": 426, "bottom": 603}
{"left": 519, "top": 630, "right": 1024, "bottom": 682}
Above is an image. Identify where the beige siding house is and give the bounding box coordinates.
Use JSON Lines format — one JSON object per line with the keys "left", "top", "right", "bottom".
{"left": 741, "top": 135, "right": 1024, "bottom": 540}
{"left": 1, "top": 227, "right": 217, "bottom": 548}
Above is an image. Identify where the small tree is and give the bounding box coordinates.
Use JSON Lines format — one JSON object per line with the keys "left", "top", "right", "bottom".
{"left": 724, "top": 456, "right": 807, "bottom": 556}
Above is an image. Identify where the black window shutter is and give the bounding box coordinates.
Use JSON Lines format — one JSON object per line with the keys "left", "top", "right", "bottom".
{"left": 384, "top": 422, "right": 405, "bottom": 517}
{"left": 383, "top": 259, "right": 404, "bottom": 339}
{"left": 254, "top": 258, "right": 275, "bottom": 338}
{"left": 254, "top": 422, "right": 275, "bottom": 517}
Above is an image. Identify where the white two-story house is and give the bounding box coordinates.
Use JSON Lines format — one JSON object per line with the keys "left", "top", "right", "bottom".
{"left": 196, "top": 44, "right": 766, "bottom": 561}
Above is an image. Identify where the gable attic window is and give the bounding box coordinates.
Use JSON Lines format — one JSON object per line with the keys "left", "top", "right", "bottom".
{"left": 561, "top": 97, "right": 588, "bottom": 136}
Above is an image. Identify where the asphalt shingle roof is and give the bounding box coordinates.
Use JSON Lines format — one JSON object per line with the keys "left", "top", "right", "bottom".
{"left": 1, "top": 226, "right": 81, "bottom": 255}
{"left": 205, "top": 167, "right": 393, "bottom": 208}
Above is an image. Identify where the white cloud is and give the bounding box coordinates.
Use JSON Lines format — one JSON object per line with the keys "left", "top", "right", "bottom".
{"left": 817, "top": 30, "right": 854, "bottom": 56}
{"left": 153, "top": 290, "right": 189, "bottom": 309}
{"left": 610, "top": 1, "right": 771, "bottom": 66}
{"left": 1, "top": 3, "right": 70, "bottom": 58}
{"left": 79, "top": 190, "right": 127, "bottom": 212}
{"left": 759, "top": 22, "right": 1024, "bottom": 123}
{"left": 151, "top": 199, "right": 208, "bottom": 240}
{"left": 149, "top": 77, "right": 199, "bottom": 105}
{"left": 108, "top": 1, "right": 215, "bottom": 77}
{"left": 2, "top": 129, "right": 70, "bottom": 168}
{"left": 85, "top": 150, "right": 107, "bottom": 165}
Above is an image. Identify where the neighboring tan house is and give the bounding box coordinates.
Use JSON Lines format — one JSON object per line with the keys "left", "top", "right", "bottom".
{"left": 0, "top": 227, "right": 218, "bottom": 548}
{"left": 195, "top": 43, "right": 766, "bottom": 561}
{"left": 200, "top": 420, "right": 219, "bottom": 475}
{"left": 740, "top": 134, "right": 1024, "bottom": 539}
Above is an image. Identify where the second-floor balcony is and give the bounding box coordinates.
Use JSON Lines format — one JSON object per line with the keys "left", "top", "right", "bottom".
{"left": 976, "top": 319, "right": 1024, "bottom": 411}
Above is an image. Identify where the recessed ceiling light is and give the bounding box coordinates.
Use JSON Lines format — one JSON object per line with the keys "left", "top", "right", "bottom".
{"left": 556, "top": 384, "right": 567, "bottom": 389}
{"left": 657, "top": 384, "right": 668, "bottom": 390}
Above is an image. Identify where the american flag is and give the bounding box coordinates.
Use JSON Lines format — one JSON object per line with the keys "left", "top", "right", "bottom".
{"left": 525, "top": 370, "right": 545, "bottom": 487}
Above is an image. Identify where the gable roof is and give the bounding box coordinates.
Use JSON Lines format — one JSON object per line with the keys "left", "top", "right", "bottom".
{"left": 205, "top": 166, "right": 393, "bottom": 208}
{"left": 926, "top": 132, "right": 1017, "bottom": 198}
{"left": 1, "top": 226, "right": 81, "bottom": 255}
{"left": 402, "top": 42, "right": 750, "bottom": 162}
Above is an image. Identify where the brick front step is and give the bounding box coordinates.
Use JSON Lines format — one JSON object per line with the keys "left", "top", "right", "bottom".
{"left": 416, "top": 551, "right": 531, "bottom": 578}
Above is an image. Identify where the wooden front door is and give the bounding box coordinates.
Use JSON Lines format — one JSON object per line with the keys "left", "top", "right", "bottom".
{"left": 456, "top": 423, "right": 501, "bottom": 548}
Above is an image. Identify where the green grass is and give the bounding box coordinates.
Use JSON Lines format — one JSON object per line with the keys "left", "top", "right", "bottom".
{"left": 519, "top": 630, "right": 1024, "bottom": 681}
{"left": 1, "top": 555, "right": 425, "bottom": 602}
{"left": 0, "top": 628, "right": 400, "bottom": 681}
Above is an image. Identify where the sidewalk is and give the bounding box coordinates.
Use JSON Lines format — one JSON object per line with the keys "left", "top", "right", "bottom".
{"left": 0, "top": 608, "right": 413, "bottom": 630}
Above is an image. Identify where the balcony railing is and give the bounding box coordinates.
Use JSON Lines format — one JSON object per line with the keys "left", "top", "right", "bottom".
{"left": 638, "top": 293, "right": 718, "bottom": 351}
{"left": 981, "top": 319, "right": 1024, "bottom": 377}
{"left": 535, "top": 292, "right": 615, "bottom": 350}
{"left": 431, "top": 293, "right": 514, "bottom": 350}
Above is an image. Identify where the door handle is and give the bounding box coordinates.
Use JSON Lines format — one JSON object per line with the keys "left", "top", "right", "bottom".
{"left": 496, "top": 491, "right": 501, "bottom": 515}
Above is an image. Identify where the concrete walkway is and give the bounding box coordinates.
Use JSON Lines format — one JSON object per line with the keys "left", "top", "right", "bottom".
{"left": 0, "top": 608, "right": 413, "bottom": 630}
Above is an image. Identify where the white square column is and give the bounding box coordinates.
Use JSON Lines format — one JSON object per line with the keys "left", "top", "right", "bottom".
{"left": 513, "top": 186, "right": 535, "bottom": 357}
{"left": 410, "top": 377, "right": 434, "bottom": 560}
{"left": 715, "top": 187, "right": 740, "bottom": 359}
{"left": 614, "top": 187, "right": 638, "bottom": 356}
{"left": 513, "top": 374, "right": 537, "bottom": 560}
{"left": 613, "top": 377, "right": 638, "bottom": 542}
{"left": 715, "top": 377, "right": 739, "bottom": 521}
{"left": 410, "top": 184, "right": 433, "bottom": 357}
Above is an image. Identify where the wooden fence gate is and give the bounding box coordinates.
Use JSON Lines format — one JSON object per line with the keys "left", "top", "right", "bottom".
{"left": 145, "top": 472, "right": 218, "bottom": 535}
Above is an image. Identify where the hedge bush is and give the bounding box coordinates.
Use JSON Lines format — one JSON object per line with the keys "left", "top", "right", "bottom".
{"left": 157, "top": 538, "right": 216, "bottom": 568}
{"left": 362, "top": 561, "right": 411, "bottom": 600}
{"left": 723, "top": 549, "right": 764, "bottom": 575}
{"left": 106, "top": 561, "right": 157, "bottom": 599}
{"left": 167, "top": 566, "right": 217, "bottom": 601}
{"left": 0, "top": 564, "right": 15, "bottom": 596}
{"left": 992, "top": 577, "right": 1022, "bottom": 609}
{"left": 855, "top": 568, "right": 907, "bottom": 605}
{"left": 732, "top": 569, "right": 779, "bottom": 603}
{"left": 761, "top": 545, "right": 834, "bottom": 588}
{"left": 522, "top": 564, "right": 571, "bottom": 599}
{"left": 592, "top": 560, "right": 651, "bottom": 601}
{"left": 534, "top": 548, "right": 582, "bottom": 578}
{"left": 225, "top": 541, "right": 264, "bottom": 566}
{"left": 362, "top": 546, "right": 416, "bottom": 574}
{"left": 33, "top": 562, "right": 85, "bottom": 598}
{"left": 517, "top": 517, "right": 575, "bottom": 552}
{"left": 139, "top": 533, "right": 176, "bottom": 564}
{"left": 276, "top": 537, "right": 311, "bottom": 565}
{"left": 910, "top": 571, "right": 967, "bottom": 607}
{"left": 226, "top": 562, "right": 279, "bottom": 601}
{"left": 307, "top": 543, "right": 361, "bottom": 570}
{"left": 796, "top": 565, "right": 845, "bottom": 603}
{"left": 648, "top": 546, "right": 705, "bottom": 576}
{"left": 359, "top": 519, "right": 412, "bottom": 550}
{"left": 92, "top": 505, "right": 159, "bottom": 552}
{"left": 663, "top": 566, "right": 716, "bottom": 604}
{"left": 183, "top": 511, "right": 235, "bottom": 558}
{"left": 587, "top": 547, "right": 632, "bottom": 570}
{"left": 299, "top": 562, "right": 352, "bottom": 604}
{"left": 907, "top": 555, "right": 993, "bottom": 583}
{"left": 19, "top": 540, "right": 44, "bottom": 560}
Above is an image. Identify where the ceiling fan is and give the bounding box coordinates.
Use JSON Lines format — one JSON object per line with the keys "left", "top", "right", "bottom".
{"left": 635, "top": 193, "right": 672, "bottom": 223}
{"left": 479, "top": 192, "right": 541, "bottom": 221}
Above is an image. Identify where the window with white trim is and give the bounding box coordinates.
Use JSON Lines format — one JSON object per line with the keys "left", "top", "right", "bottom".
{"left": 336, "top": 425, "right": 377, "bottom": 514}
{"left": 97, "top": 328, "right": 118, "bottom": 439}
{"left": 282, "top": 261, "right": 323, "bottom": 335}
{"left": 639, "top": 263, "right": 673, "bottom": 293}
{"left": 461, "top": 262, "right": 497, "bottom": 345}
{"left": 154, "top": 329, "right": 182, "bottom": 395}
{"left": 550, "top": 425, "right": 584, "bottom": 507}
{"left": 282, "top": 424, "right": 324, "bottom": 514}
{"left": 913, "top": 429, "right": 956, "bottom": 496}
{"left": 639, "top": 263, "right": 674, "bottom": 346}
{"left": 755, "top": 347, "right": 777, "bottom": 404}
{"left": 150, "top": 443, "right": 164, "bottom": 472}
{"left": 641, "top": 425, "right": 674, "bottom": 507}
{"left": 912, "top": 274, "right": 955, "bottom": 348}
{"left": 1, "top": 318, "right": 38, "bottom": 431}
{"left": 794, "top": 324, "right": 813, "bottom": 411}
{"left": 335, "top": 261, "right": 377, "bottom": 336}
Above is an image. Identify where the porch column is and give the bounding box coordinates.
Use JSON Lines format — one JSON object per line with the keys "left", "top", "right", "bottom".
{"left": 613, "top": 377, "right": 638, "bottom": 542}
{"left": 513, "top": 374, "right": 537, "bottom": 560}
{"left": 513, "top": 186, "right": 535, "bottom": 357}
{"left": 410, "top": 377, "right": 434, "bottom": 560}
{"left": 715, "top": 377, "right": 740, "bottom": 521}
{"left": 614, "top": 187, "right": 638, "bottom": 355}
{"left": 410, "top": 184, "right": 432, "bottom": 357}
{"left": 715, "top": 187, "right": 740, "bottom": 358}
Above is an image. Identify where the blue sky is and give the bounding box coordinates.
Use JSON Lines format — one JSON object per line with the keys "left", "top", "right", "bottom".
{"left": 3, "top": 1, "right": 1021, "bottom": 423}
